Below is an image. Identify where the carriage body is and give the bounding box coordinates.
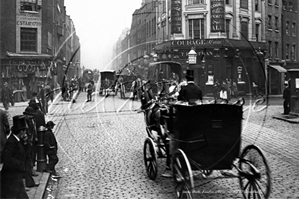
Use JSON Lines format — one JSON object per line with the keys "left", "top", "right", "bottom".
{"left": 99, "top": 70, "right": 116, "bottom": 95}
{"left": 169, "top": 103, "right": 242, "bottom": 170}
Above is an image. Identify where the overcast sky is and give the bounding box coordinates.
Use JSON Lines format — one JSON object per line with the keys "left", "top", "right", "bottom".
{"left": 64, "top": 0, "right": 142, "bottom": 71}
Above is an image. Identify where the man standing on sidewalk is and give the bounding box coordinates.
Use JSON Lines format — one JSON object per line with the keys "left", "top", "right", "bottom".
{"left": 283, "top": 81, "right": 291, "bottom": 115}
{"left": 1, "top": 82, "right": 12, "bottom": 110}
{"left": 43, "top": 121, "right": 59, "bottom": 176}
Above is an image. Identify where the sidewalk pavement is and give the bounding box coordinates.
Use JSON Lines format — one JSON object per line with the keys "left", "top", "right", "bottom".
{"left": 272, "top": 113, "right": 299, "bottom": 123}
{"left": 26, "top": 171, "right": 50, "bottom": 199}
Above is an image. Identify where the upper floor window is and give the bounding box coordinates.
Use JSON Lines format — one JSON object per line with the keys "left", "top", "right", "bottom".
{"left": 268, "top": 41, "right": 272, "bottom": 58}
{"left": 226, "top": 19, "right": 231, "bottom": 38}
{"left": 188, "top": 18, "right": 204, "bottom": 39}
{"left": 255, "top": 24, "right": 260, "bottom": 42}
{"left": 268, "top": 0, "right": 272, "bottom": 4}
{"left": 255, "top": 0, "right": 259, "bottom": 11}
{"left": 292, "top": 22, "right": 296, "bottom": 36}
{"left": 288, "top": 1, "right": 294, "bottom": 11}
{"left": 21, "top": 28, "right": 37, "bottom": 52}
{"left": 274, "top": 0, "right": 278, "bottom": 6}
{"left": 187, "top": 0, "right": 205, "bottom": 5}
{"left": 268, "top": 15, "right": 272, "bottom": 29}
{"left": 240, "top": 21, "right": 248, "bottom": 40}
{"left": 291, "top": 45, "right": 296, "bottom": 61}
{"left": 275, "top": 17, "right": 279, "bottom": 30}
{"left": 20, "top": 0, "right": 38, "bottom": 12}
{"left": 286, "top": 21, "right": 290, "bottom": 35}
{"left": 240, "top": 0, "right": 248, "bottom": 9}
{"left": 226, "top": 0, "right": 231, "bottom": 5}
{"left": 283, "top": 0, "right": 287, "bottom": 9}
{"left": 286, "top": 44, "right": 290, "bottom": 60}
{"left": 275, "top": 42, "right": 278, "bottom": 58}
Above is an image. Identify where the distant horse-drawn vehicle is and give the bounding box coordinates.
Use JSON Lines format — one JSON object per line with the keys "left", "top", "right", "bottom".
{"left": 99, "top": 70, "right": 116, "bottom": 96}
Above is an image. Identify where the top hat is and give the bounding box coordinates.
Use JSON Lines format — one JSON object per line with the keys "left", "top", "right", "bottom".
{"left": 28, "top": 99, "right": 40, "bottom": 109}
{"left": 23, "top": 106, "right": 37, "bottom": 115}
{"left": 11, "top": 115, "right": 27, "bottom": 133}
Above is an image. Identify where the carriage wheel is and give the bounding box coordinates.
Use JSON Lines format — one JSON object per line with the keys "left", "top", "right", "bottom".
{"left": 143, "top": 138, "right": 158, "bottom": 180}
{"left": 238, "top": 145, "right": 271, "bottom": 199}
{"left": 172, "top": 149, "right": 194, "bottom": 199}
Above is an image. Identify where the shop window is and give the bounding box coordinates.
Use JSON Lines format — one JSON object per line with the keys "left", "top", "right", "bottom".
{"left": 188, "top": 18, "right": 204, "bottom": 39}
{"left": 188, "top": 0, "right": 205, "bottom": 5}
{"left": 292, "top": 45, "right": 296, "bottom": 61}
{"left": 20, "top": 0, "right": 38, "bottom": 12}
{"left": 240, "top": 21, "right": 248, "bottom": 40}
{"left": 286, "top": 21, "right": 289, "bottom": 35}
{"left": 240, "top": 0, "right": 248, "bottom": 9}
{"left": 286, "top": 44, "right": 290, "bottom": 60}
{"left": 20, "top": 28, "right": 37, "bottom": 52}
{"left": 292, "top": 22, "right": 296, "bottom": 36}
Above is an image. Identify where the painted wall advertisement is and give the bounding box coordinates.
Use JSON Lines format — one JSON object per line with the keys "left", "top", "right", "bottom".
{"left": 210, "top": 0, "right": 225, "bottom": 32}
{"left": 171, "top": 0, "right": 182, "bottom": 34}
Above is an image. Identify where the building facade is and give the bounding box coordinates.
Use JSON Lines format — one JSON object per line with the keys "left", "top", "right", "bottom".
{"left": 0, "top": 0, "right": 80, "bottom": 101}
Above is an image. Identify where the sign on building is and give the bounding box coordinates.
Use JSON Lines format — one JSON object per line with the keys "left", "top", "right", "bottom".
{"left": 210, "top": 0, "right": 225, "bottom": 32}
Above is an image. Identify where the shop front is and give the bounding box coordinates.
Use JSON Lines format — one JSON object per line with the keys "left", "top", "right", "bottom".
{"left": 154, "top": 39, "right": 266, "bottom": 96}
{"left": 0, "top": 54, "right": 53, "bottom": 102}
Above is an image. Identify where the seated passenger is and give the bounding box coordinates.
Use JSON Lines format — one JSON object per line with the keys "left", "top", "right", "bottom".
{"left": 178, "top": 75, "right": 203, "bottom": 105}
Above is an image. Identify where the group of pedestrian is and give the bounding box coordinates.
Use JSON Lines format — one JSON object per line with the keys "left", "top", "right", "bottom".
{"left": 0, "top": 98, "right": 60, "bottom": 198}
{"left": 213, "top": 79, "right": 238, "bottom": 102}
{"left": 62, "top": 77, "right": 80, "bottom": 102}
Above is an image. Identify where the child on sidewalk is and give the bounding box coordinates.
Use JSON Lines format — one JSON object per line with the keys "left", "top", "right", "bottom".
{"left": 43, "top": 121, "right": 59, "bottom": 176}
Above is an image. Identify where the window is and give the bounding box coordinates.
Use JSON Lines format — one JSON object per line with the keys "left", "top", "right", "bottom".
{"left": 275, "top": 42, "right": 278, "bottom": 58}
{"left": 289, "top": 1, "right": 294, "bottom": 11}
{"left": 283, "top": 0, "right": 287, "bottom": 9}
{"left": 226, "top": 0, "right": 230, "bottom": 5}
{"left": 268, "top": 15, "right": 272, "bottom": 29}
{"left": 240, "top": 21, "right": 248, "bottom": 40}
{"left": 286, "top": 21, "right": 289, "bottom": 35}
{"left": 240, "top": 0, "right": 248, "bottom": 9}
{"left": 188, "top": 18, "right": 204, "bottom": 39}
{"left": 286, "top": 44, "right": 290, "bottom": 60}
{"left": 255, "top": 0, "right": 259, "bottom": 11}
{"left": 47, "top": 32, "right": 52, "bottom": 49}
{"left": 268, "top": 0, "right": 272, "bottom": 4}
{"left": 188, "top": 0, "right": 205, "bottom": 4}
{"left": 291, "top": 45, "right": 296, "bottom": 61}
{"left": 20, "top": 0, "right": 38, "bottom": 12}
{"left": 292, "top": 22, "right": 296, "bottom": 36}
{"left": 275, "top": 17, "right": 279, "bottom": 30}
{"left": 21, "top": 28, "right": 37, "bottom": 52}
{"left": 226, "top": 19, "right": 231, "bottom": 38}
{"left": 268, "top": 41, "right": 272, "bottom": 58}
{"left": 255, "top": 24, "right": 260, "bottom": 42}
{"left": 275, "top": 0, "right": 278, "bottom": 5}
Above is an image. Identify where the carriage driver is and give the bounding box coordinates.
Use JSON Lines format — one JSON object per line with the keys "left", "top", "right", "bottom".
{"left": 177, "top": 75, "right": 203, "bottom": 104}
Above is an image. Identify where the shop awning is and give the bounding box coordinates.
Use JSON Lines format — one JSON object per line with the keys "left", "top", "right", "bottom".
{"left": 6, "top": 51, "right": 53, "bottom": 59}
{"left": 268, "top": 65, "right": 287, "bottom": 73}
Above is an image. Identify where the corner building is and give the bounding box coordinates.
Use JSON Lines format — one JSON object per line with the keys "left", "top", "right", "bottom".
{"left": 154, "top": 0, "right": 266, "bottom": 95}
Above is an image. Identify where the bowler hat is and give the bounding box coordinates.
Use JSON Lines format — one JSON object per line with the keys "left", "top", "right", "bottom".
{"left": 11, "top": 115, "right": 27, "bottom": 133}
{"left": 45, "top": 121, "right": 56, "bottom": 128}
{"left": 23, "top": 106, "right": 37, "bottom": 115}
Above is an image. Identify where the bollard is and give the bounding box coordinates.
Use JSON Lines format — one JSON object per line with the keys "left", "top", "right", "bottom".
{"left": 36, "top": 126, "right": 47, "bottom": 172}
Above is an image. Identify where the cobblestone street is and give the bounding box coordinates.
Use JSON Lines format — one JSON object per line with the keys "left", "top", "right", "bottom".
{"left": 1, "top": 93, "right": 298, "bottom": 199}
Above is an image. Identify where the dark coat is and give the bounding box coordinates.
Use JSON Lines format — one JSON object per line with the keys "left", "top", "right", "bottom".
{"left": 178, "top": 82, "right": 203, "bottom": 102}
{"left": 283, "top": 87, "right": 291, "bottom": 101}
{"left": 1, "top": 134, "right": 28, "bottom": 198}
{"left": 44, "top": 129, "right": 58, "bottom": 154}
{"left": 34, "top": 109, "right": 45, "bottom": 128}
{"left": 0, "top": 109, "right": 10, "bottom": 153}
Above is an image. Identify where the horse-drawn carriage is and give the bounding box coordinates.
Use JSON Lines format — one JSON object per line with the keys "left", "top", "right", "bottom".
{"left": 141, "top": 62, "right": 271, "bottom": 199}
{"left": 99, "top": 70, "right": 116, "bottom": 96}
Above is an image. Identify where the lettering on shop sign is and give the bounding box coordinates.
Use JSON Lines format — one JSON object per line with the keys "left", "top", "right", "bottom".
{"left": 210, "top": 0, "right": 225, "bottom": 32}
{"left": 171, "top": 39, "right": 223, "bottom": 46}
{"left": 171, "top": 0, "right": 182, "bottom": 34}
{"left": 17, "top": 21, "right": 41, "bottom": 26}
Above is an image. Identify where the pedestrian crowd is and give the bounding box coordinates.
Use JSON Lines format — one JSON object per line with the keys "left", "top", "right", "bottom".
{"left": 0, "top": 92, "right": 60, "bottom": 198}
{"left": 61, "top": 76, "right": 82, "bottom": 102}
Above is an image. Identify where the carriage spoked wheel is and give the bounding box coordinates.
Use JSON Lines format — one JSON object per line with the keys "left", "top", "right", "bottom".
{"left": 172, "top": 149, "right": 194, "bottom": 199}
{"left": 238, "top": 145, "right": 271, "bottom": 199}
{"left": 143, "top": 137, "right": 158, "bottom": 180}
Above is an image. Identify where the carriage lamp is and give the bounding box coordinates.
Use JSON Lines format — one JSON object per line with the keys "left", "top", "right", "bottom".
{"left": 188, "top": 47, "right": 197, "bottom": 64}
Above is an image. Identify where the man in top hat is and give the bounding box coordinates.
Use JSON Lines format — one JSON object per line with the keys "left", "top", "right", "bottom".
{"left": 1, "top": 115, "right": 29, "bottom": 198}
{"left": 44, "top": 121, "right": 59, "bottom": 176}
{"left": 23, "top": 106, "right": 40, "bottom": 187}
{"left": 178, "top": 75, "right": 203, "bottom": 104}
